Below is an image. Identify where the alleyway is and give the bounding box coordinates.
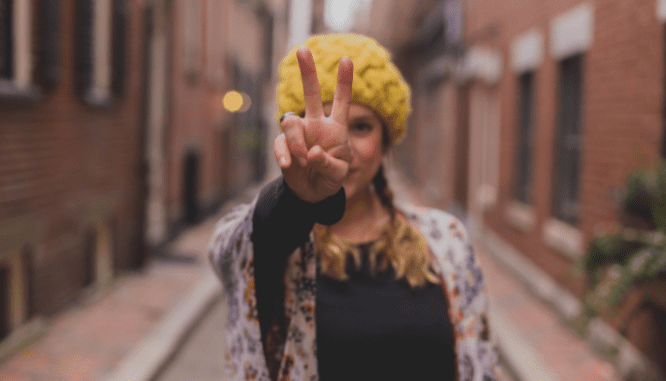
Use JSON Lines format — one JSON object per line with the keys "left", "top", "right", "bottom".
{"left": 0, "top": 177, "right": 628, "bottom": 380}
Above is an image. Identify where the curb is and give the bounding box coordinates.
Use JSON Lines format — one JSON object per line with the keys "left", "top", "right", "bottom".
{"left": 103, "top": 270, "right": 221, "bottom": 381}
{"left": 102, "top": 181, "right": 267, "bottom": 381}
{"left": 478, "top": 227, "right": 665, "bottom": 381}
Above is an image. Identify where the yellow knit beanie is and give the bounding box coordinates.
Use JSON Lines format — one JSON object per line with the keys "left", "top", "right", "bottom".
{"left": 276, "top": 33, "right": 412, "bottom": 145}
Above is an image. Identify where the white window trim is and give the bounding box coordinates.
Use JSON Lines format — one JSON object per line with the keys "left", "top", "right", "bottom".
{"left": 1, "top": 0, "right": 33, "bottom": 90}
{"left": 505, "top": 201, "right": 536, "bottom": 233}
{"left": 13, "top": 0, "right": 32, "bottom": 89}
{"left": 542, "top": 218, "right": 584, "bottom": 260}
{"left": 550, "top": 3, "right": 594, "bottom": 60}
{"left": 658, "top": 0, "right": 666, "bottom": 22}
{"left": 511, "top": 29, "right": 544, "bottom": 74}
{"left": 462, "top": 47, "right": 503, "bottom": 85}
{"left": 88, "top": 0, "right": 113, "bottom": 103}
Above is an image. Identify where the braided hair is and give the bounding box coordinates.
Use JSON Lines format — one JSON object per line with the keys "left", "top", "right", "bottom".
{"left": 314, "top": 162, "right": 439, "bottom": 288}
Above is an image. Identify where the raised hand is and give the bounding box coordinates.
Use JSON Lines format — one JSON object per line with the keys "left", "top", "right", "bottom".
{"left": 275, "top": 48, "right": 353, "bottom": 203}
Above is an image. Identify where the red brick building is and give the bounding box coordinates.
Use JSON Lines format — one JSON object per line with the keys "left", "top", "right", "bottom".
{"left": 367, "top": 0, "right": 666, "bottom": 377}
{"left": 0, "top": 0, "right": 280, "bottom": 352}
{"left": 462, "top": 1, "right": 666, "bottom": 372}
{"left": 144, "top": 0, "right": 275, "bottom": 245}
{"left": 0, "top": 0, "right": 148, "bottom": 339}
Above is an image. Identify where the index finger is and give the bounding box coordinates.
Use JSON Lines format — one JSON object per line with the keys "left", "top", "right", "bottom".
{"left": 330, "top": 57, "right": 353, "bottom": 124}
{"left": 297, "top": 48, "right": 324, "bottom": 119}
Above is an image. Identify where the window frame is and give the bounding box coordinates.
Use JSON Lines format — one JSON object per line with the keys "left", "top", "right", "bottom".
{"left": 551, "top": 54, "right": 584, "bottom": 226}
{"left": 514, "top": 70, "right": 535, "bottom": 204}
{"left": 75, "top": 0, "right": 126, "bottom": 108}
{"left": 0, "top": 0, "right": 41, "bottom": 102}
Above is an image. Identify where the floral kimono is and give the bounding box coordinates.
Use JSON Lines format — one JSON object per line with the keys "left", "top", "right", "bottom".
{"left": 209, "top": 194, "right": 500, "bottom": 381}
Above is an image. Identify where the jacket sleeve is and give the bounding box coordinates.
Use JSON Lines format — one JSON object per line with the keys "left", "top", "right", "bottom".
{"left": 209, "top": 176, "right": 346, "bottom": 342}
{"left": 251, "top": 176, "right": 345, "bottom": 342}
{"left": 208, "top": 177, "right": 345, "bottom": 295}
{"left": 208, "top": 194, "right": 258, "bottom": 300}
{"left": 454, "top": 220, "right": 501, "bottom": 381}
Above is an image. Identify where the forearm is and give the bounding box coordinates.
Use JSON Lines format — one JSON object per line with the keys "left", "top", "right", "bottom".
{"left": 251, "top": 176, "right": 345, "bottom": 342}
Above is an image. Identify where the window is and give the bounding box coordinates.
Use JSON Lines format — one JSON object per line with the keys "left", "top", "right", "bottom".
{"left": 183, "top": 0, "right": 202, "bottom": 83}
{"left": 515, "top": 71, "right": 535, "bottom": 203}
{"left": 0, "top": 0, "right": 13, "bottom": 81}
{"left": 0, "top": 0, "right": 36, "bottom": 95}
{"left": 552, "top": 54, "right": 583, "bottom": 225}
{"left": 75, "top": 0, "right": 126, "bottom": 105}
{"left": 205, "top": 0, "right": 224, "bottom": 86}
{"left": 37, "top": 0, "right": 61, "bottom": 90}
{"left": 0, "top": 0, "right": 61, "bottom": 97}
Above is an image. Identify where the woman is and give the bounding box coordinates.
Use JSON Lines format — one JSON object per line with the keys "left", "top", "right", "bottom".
{"left": 209, "top": 33, "right": 499, "bottom": 381}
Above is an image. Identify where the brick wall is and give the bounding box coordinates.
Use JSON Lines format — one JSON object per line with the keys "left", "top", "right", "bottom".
{"left": 465, "top": 0, "right": 666, "bottom": 370}
{"left": 463, "top": 0, "right": 663, "bottom": 296}
{"left": 0, "top": 0, "right": 148, "bottom": 317}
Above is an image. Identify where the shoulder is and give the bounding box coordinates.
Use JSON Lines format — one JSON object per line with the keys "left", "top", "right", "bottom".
{"left": 397, "top": 203, "right": 470, "bottom": 243}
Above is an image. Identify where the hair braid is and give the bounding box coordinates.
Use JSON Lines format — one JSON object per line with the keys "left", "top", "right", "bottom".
{"left": 372, "top": 165, "right": 396, "bottom": 220}
{"left": 314, "top": 165, "right": 439, "bottom": 289}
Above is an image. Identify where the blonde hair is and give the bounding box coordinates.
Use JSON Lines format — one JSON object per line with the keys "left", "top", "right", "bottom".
{"left": 313, "top": 168, "right": 439, "bottom": 289}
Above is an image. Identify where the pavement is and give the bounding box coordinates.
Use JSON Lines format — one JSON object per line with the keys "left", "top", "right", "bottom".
{"left": 0, "top": 176, "right": 628, "bottom": 381}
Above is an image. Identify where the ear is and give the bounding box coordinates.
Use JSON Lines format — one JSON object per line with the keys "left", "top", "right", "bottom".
{"left": 381, "top": 123, "right": 392, "bottom": 153}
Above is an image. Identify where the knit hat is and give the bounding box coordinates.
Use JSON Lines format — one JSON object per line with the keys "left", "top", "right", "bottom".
{"left": 276, "top": 33, "right": 412, "bottom": 145}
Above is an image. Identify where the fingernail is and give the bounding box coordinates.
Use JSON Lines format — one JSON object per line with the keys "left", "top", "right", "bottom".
{"left": 279, "top": 157, "right": 287, "bottom": 166}
{"left": 299, "top": 158, "right": 308, "bottom": 167}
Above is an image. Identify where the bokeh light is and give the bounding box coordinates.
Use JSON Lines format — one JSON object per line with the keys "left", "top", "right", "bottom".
{"left": 223, "top": 91, "right": 244, "bottom": 112}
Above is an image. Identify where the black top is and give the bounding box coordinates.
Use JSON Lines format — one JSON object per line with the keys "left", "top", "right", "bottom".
{"left": 251, "top": 177, "right": 456, "bottom": 380}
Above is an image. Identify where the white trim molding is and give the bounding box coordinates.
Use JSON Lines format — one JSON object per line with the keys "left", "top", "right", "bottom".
{"left": 14, "top": 0, "right": 32, "bottom": 89}
{"left": 550, "top": 3, "right": 594, "bottom": 60}
{"left": 511, "top": 29, "right": 544, "bottom": 73}
{"left": 462, "top": 47, "right": 503, "bottom": 85}
{"left": 542, "top": 218, "right": 584, "bottom": 260}
{"left": 658, "top": 0, "right": 666, "bottom": 22}
{"left": 505, "top": 201, "right": 536, "bottom": 233}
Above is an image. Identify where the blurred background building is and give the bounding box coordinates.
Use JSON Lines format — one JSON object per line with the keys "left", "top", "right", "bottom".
{"left": 359, "top": 0, "right": 666, "bottom": 377}
{"left": 2, "top": 0, "right": 666, "bottom": 379}
{"left": 0, "top": 0, "right": 286, "bottom": 350}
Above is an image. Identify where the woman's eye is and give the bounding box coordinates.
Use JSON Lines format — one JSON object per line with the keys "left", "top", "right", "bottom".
{"left": 350, "top": 123, "right": 372, "bottom": 133}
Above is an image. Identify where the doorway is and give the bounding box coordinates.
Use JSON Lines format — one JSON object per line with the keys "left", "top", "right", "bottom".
{"left": 183, "top": 151, "right": 199, "bottom": 224}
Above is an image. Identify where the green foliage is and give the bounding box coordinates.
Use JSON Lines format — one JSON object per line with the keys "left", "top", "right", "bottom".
{"left": 577, "top": 161, "right": 666, "bottom": 319}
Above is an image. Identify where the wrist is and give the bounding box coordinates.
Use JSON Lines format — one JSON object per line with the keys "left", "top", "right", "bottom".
{"left": 282, "top": 177, "right": 328, "bottom": 204}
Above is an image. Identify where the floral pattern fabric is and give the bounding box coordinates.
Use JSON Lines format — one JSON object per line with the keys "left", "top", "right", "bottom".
{"left": 209, "top": 194, "right": 499, "bottom": 381}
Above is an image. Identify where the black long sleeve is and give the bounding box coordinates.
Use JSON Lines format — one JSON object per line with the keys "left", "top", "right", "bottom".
{"left": 251, "top": 176, "right": 345, "bottom": 344}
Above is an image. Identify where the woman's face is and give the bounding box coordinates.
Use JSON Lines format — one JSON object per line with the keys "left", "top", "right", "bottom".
{"left": 323, "top": 103, "right": 386, "bottom": 200}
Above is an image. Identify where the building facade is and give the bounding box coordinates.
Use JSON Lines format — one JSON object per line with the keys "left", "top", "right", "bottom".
{"left": 366, "top": 0, "right": 666, "bottom": 377}
{"left": 0, "top": 0, "right": 282, "bottom": 351}
{"left": 0, "top": 0, "right": 147, "bottom": 339}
